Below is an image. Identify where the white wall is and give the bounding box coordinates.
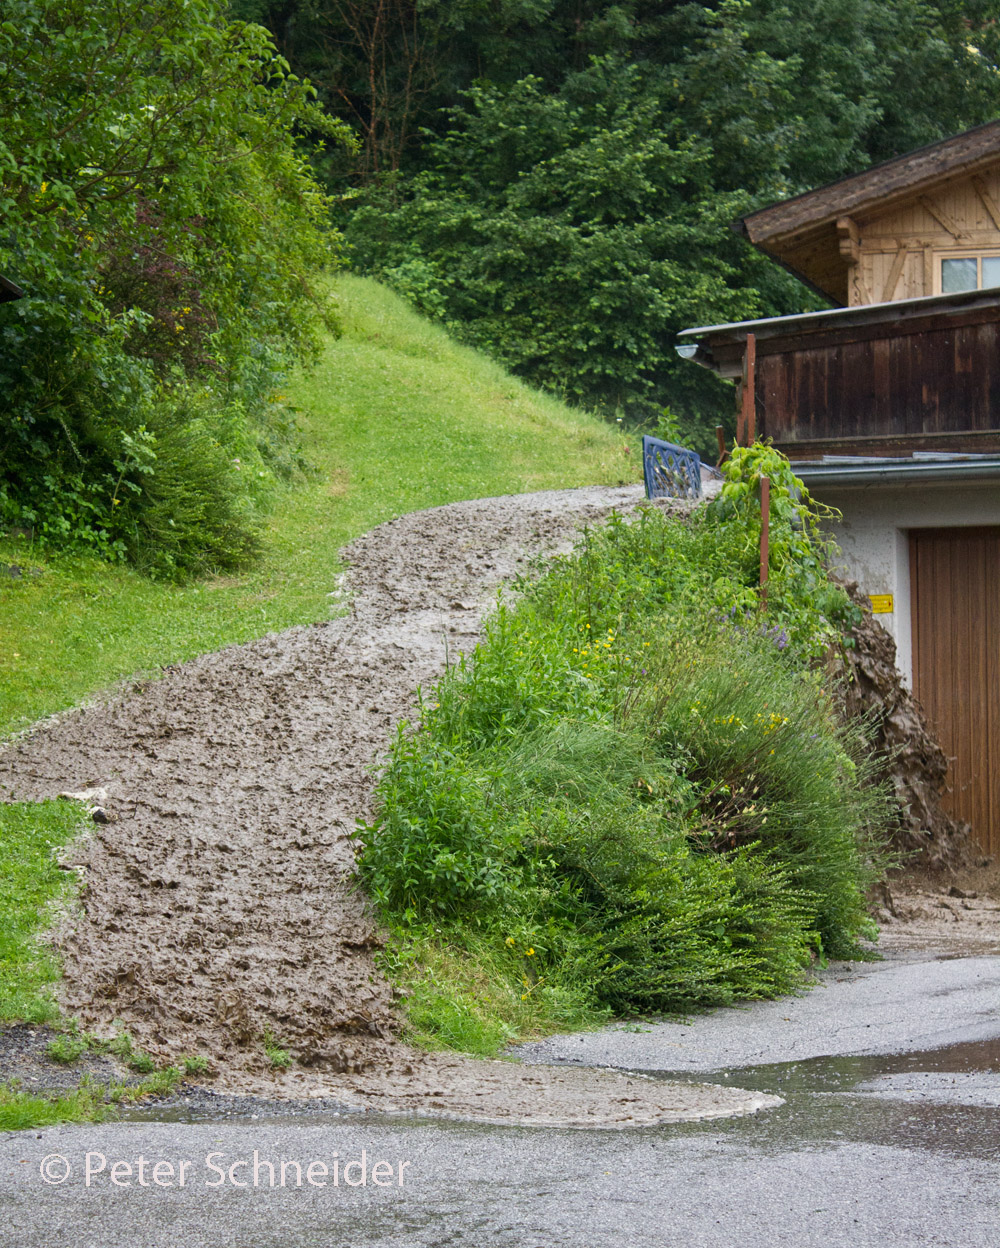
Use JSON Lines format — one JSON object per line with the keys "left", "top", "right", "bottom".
{"left": 809, "top": 479, "right": 1000, "bottom": 688}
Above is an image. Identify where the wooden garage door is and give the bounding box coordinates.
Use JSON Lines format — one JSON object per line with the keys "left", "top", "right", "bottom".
{"left": 910, "top": 527, "right": 1000, "bottom": 854}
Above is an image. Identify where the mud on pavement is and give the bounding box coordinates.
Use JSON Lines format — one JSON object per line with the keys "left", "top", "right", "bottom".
{"left": 2, "top": 485, "right": 780, "bottom": 1125}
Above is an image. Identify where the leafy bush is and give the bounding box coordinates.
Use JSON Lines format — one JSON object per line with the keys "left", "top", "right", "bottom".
{"left": 0, "top": 0, "right": 352, "bottom": 574}
{"left": 359, "top": 470, "right": 889, "bottom": 1046}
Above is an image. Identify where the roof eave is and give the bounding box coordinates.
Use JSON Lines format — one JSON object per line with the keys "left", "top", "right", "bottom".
{"left": 676, "top": 285, "right": 1000, "bottom": 376}
{"left": 0, "top": 275, "right": 24, "bottom": 302}
{"left": 736, "top": 118, "right": 1000, "bottom": 245}
{"left": 795, "top": 458, "right": 1000, "bottom": 487}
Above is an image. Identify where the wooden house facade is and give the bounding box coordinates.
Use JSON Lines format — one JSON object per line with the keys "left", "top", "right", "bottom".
{"left": 737, "top": 120, "right": 1000, "bottom": 308}
{"left": 679, "top": 123, "right": 1000, "bottom": 855}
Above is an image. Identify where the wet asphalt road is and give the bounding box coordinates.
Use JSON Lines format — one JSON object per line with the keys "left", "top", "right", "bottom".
{"left": 4, "top": 953, "right": 999, "bottom": 1248}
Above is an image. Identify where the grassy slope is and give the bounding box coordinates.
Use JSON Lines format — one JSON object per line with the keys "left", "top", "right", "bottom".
{"left": 0, "top": 275, "right": 636, "bottom": 1122}
{"left": 0, "top": 274, "right": 637, "bottom": 738}
{"left": 0, "top": 800, "right": 86, "bottom": 1023}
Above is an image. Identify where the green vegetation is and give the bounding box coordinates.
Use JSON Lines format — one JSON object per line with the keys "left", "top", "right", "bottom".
{"left": 241, "top": 0, "right": 1000, "bottom": 446}
{"left": 359, "top": 452, "right": 889, "bottom": 1052}
{"left": 0, "top": 0, "right": 351, "bottom": 575}
{"left": 262, "top": 1029, "right": 293, "bottom": 1069}
{"left": 0, "top": 1066, "right": 185, "bottom": 1131}
{"left": 45, "top": 1032, "right": 89, "bottom": 1063}
{"left": 0, "top": 1079, "right": 112, "bottom": 1130}
{"left": 5, "top": 1023, "right": 199, "bottom": 1129}
{"left": 0, "top": 276, "right": 634, "bottom": 739}
{"left": 46, "top": 1025, "right": 168, "bottom": 1074}
{"left": 0, "top": 800, "right": 86, "bottom": 1023}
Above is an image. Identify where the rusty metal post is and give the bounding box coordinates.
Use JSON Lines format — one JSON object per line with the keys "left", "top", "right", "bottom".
{"left": 741, "top": 332, "right": 757, "bottom": 445}
{"left": 759, "top": 474, "right": 770, "bottom": 610}
{"left": 715, "top": 425, "right": 727, "bottom": 467}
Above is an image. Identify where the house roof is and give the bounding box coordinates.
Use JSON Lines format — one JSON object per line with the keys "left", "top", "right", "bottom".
{"left": 737, "top": 120, "right": 1000, "bottom": 244}
{"left": 676, "top": 284, "right": 1000, "bottom": 378}
{"left": 0, "top": 275, "right": 24, "bottom": 302}
{"left": 732, "top": 120, "right": 1000, "bottom": 304}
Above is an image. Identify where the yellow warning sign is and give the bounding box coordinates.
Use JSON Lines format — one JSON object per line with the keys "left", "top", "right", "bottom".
{"left": 868, "top": 594, "right": 894, "bottom": 614}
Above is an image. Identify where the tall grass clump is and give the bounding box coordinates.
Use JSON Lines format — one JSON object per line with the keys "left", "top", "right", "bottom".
{"left": 358, "top": 449, "right": 891, "bottom": 1052}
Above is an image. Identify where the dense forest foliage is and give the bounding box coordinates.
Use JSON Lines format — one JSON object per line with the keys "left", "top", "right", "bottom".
{"left": 238, "top": 0, "right": 1000, "bottom": 442}
{"left": 3, "top": 1, "right": 999, "bottom": 567}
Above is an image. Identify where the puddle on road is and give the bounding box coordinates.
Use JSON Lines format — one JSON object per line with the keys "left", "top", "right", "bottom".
{"left": 644, "top": 1035, "right": 1000, "bottom": 1162}
{"left": 123, "top": 1036, "right": 1000, "bottom": 1161}
{"left": 688, "top": 1033, "right": 1000, "bottom": 1095}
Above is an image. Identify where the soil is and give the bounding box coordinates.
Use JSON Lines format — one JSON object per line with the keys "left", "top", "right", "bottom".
{"left": 834, "top": 584, "right": 981, "bottom": 870}
{"left": 5, "top": 484, "right": 777, "bottom": 1127}
{"left": 874, "top": 863, "right": 1000, "bottom": 957}
{"left": 2, "top": 480, "right": 996, "bottom": 1128}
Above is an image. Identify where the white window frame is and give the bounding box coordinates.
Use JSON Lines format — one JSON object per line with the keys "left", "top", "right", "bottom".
{"left": 934, "top": 250, "right": 1000, "bottom": 294}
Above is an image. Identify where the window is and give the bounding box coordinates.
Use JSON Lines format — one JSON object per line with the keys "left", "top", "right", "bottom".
{"left": 940, "top": 253, "right": 1000, "bottom": 293}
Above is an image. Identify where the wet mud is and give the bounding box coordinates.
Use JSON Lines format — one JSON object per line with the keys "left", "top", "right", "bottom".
{"left": 1, "top": 485, "right": 776, "bottom": 1125}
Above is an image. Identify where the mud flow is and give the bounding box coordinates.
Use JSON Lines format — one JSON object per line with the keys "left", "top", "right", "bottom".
{"left": 4, "top": 478, "right": 990, "bottom": 1130}
{"left": 3, "top": 485, "right": 774, "bottom": 1125}
{"left": 120, "top": 1035, "right": 1000, "bottom": 1165}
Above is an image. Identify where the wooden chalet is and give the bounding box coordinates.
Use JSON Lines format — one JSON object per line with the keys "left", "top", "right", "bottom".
{"left": 0, "top": 275, "right": 23, "bottom": 302}
{"left": 736, "top": 119, "right": 1000, "bottom": 308}
{"left": 678, "top": 123, "right": 1000, "bottom": 854}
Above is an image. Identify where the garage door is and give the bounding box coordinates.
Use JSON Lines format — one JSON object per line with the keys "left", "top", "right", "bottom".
{"left": 910, "top": 527, "right": 1000, "bottom": 854}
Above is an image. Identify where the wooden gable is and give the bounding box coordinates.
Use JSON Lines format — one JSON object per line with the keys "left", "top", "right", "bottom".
{"left": 736, "top": 121, "right": 1000, "bottom": 307}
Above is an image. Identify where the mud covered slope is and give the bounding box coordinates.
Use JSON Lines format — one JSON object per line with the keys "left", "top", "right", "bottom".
{"left": 0, "top": 486, "right": 646, "bottom": 1076}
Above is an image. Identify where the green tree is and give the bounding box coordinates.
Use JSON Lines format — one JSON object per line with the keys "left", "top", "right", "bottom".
{"left": 339, "top": 0, "right": 1000, "bottom": 447}
{"left": 346, "top": 53, "right": 804, "bottom": 445}
{"left": 0, "top": 0, "right": 353, "bottom": 573}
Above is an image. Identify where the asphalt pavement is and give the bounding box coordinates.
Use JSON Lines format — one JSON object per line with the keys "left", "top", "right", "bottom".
{"left": 3, "top": 952, "right": 999, "bottom": 1248}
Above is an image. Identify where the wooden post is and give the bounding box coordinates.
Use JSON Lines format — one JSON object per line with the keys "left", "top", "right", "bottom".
{"left": 737, "top": 332, "right": 756, "bottom": 445}
{"left": 715, "top": 425, "right": 727, "bottom": 467}
{"left": 759, "top": 474, "right": 770, "bottom": 611}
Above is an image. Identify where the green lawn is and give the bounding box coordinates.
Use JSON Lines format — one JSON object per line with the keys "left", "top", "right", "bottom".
{"left": 0, "top": 799, "right": 86, "bottom": 1023}
{"left": 0, "top": 275, "right": 637, "bottom": 738}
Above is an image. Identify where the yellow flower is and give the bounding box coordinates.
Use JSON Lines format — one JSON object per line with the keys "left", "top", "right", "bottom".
{"left": 525, "top": 948, "right": 535, "bottom": 957}
{"left": 505, "top": 936, "right": 515, "bottom": 948}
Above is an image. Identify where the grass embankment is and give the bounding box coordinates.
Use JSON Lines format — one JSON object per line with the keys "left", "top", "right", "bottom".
{"left": 359, "top": 464, "right": 890, "bottom": 1055}
{"left": 0, "top": 801, "right": 86, "bottom": 1024}
{"left": 0, "top": 274, "right": 634, "bottom": 740}
{"left": 0, "top": 275, "right": 634, "bottom": 1125}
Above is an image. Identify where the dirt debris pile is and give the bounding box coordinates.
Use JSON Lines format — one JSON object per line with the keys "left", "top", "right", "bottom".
{"left": 834, "top": 583, "right": 975, "bottom": 871}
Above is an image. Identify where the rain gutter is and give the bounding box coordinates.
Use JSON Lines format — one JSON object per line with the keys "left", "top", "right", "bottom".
{"left": 794, "top": 459, "right": 1000, "bottom": 487}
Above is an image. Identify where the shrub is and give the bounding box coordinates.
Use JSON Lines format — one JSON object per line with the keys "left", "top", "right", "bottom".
{"left": 0, "top": 0, "right": 352, "bottom": 572}
{"left": 359, "top": 486, "right": 890, "bottom": 1047}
